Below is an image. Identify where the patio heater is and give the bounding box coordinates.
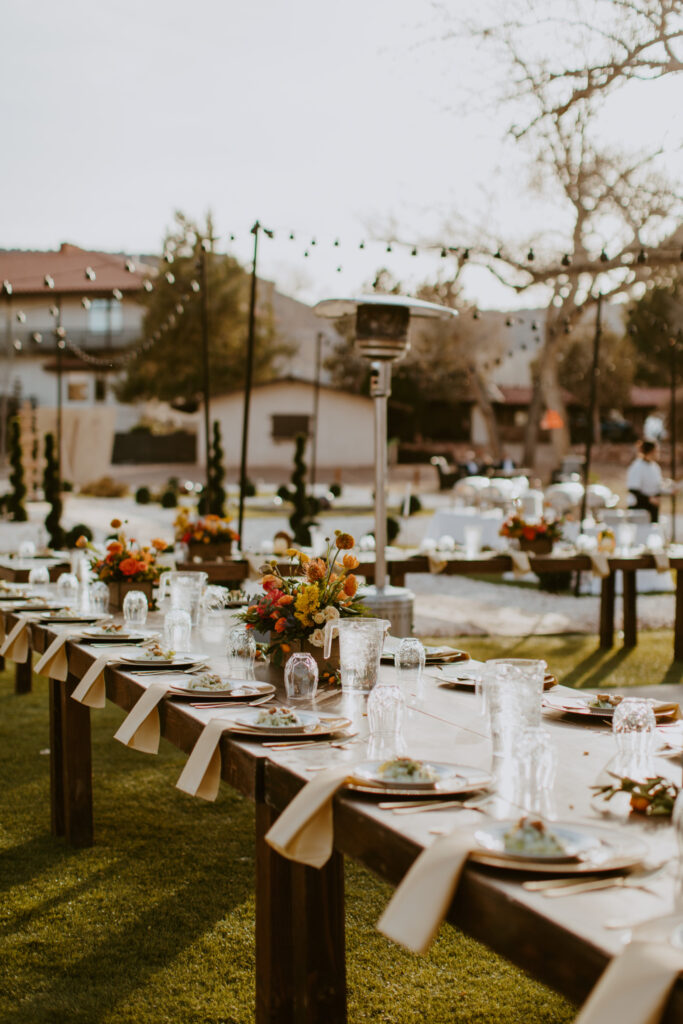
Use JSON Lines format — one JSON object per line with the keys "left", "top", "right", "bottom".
{"left": 314, "top": 294, "right": 457, "bottom": 634}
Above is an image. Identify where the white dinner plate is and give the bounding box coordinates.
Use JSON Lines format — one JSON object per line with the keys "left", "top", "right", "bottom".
{"left": 117, "top": 652, "right": 208, "bottom": 670}
{"left": 471, "top": 821, "right": 648, "bottom": 874}
{"left": 352, "top": 760, "right": 463, "bottom": 790}
{"left": 169, "top": 679, "right": 275, "bottom": 700}
{"left": 233, "top": 709, "right": 320, "bottom": 733}
{"left": 474, "top": 821, "right": 602, "bottom": 863}
{"left": 544, "top": 693, "right": 677, "bottom": 720}
{"left": 38, "top": 612, "right": 108, "bottom": 624}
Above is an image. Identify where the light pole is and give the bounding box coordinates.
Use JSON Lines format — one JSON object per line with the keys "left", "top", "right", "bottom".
{"left": 314, "top": 294, "right": 457, "bottom": 632}
{"left": 310, "top": 332, "right": 323, "bottom": 489}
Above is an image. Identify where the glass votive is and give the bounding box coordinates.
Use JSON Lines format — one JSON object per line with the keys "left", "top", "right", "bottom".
{"left": 122, "top": 589, "right": 149, "bottom": 628}
{"left": 284, "top": 652, "right": 319, "bottom": 702}
{"left": 515, "top": 726, "right": 557, "bottom": 818}
{"left": 164, "top": 608, "right": 192, "bottom": 651}
{"left": 28, "top": 565, "right": 50, "bottom": 591}
{"left": 367, "top": 680, "right": 405, "bottom": 740}
{"left": 437, "top": 534, "right": 456, "bottom": 552}
{"left": 612, "top": 698, "right": 656, "bottom": 778}
{"left": 56, "top": 572, "right": 79, "bottom": 607}
{"left": 227, "top": 626, "right": 256, "bottom": 679}
{"left": 89, "top": 580, "right": 110, "bottom": 615}
{"left": 18, "top": 540, "right": 36, "bottom": 559}
{"left": 463, "top": 524, "right": 482, "bottom": 558}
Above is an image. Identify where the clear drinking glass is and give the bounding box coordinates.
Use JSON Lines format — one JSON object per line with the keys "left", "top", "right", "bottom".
{"left": 89, "top": 580, "right": 110, "bottom": 614}
{"left": 612, "top": 698, "right": 656, "bottom": 778}
{"left": 199, "top": 586, "right": 228, "bottom": 652}
{"left": 367, "top": 679, "right": 406, "bottom": 758}
{"left": 336, "top": 618, "right": 390, "bottom": 692}
{"left": 28, "top": 565, "right": 50, "bottom": 593}
{"left": 56, "top": 572, "right": 79, "bottom": 607}
{"left": 164, "top": 608, "right": 192, "bottom": 651}
{"left": 463, "top": 524, "right": 482, "bottom": 558}
{"left": 122, "top": 589, "right": 149, "bottom": 628}
{"left": 284, "top": 652, "right": 319, "bottom": 702}
{"left": 515, "top": 727, "right": 557, "bottom": 818}
{"left": 396, "top": 637, "right": 426, "bottom": 704}
{"left": 484, "top": 659, "right": 547, "bottom": 789}
{"left": 227, "top": 626, "right": 256, "bottom": 680}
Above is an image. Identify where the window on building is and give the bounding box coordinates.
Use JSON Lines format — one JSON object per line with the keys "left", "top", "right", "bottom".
{"left": 88, "top": 299, "right": 123, "bottom": 334}
{"left": 94, "top": 375, "right": 107, "bottom": 402}
{"left": 271, "top": 414, "right": 311, "bottom": 440}
{"left": 67, "top": 374, "right": 89, "bottom": 402}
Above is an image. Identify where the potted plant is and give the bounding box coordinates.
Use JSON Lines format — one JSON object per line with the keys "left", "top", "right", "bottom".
{"left": 238, "top": 530, "right": 367, "bottom": 684}
{"left": 499, "top": 514, "right": 562, "bottom": 555}
{"left": 175, "top": 509, "right": 239, "bottom": 561}
{"left": 76, "top": 519, "right": 169, "bottom": 609}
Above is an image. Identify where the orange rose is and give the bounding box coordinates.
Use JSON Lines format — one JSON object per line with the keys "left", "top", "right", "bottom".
{"left": 343, "top": 574, "right": 358, "bottom": 597}
{"left": 151, "top": 538, "right": 167, "bottom": 551}
{"left": 336, "top": 533, "right": 354, "bottom": 550}
{"left": 107, "top": 541, "right": 123, "bottom": 555}
{"left": 342, "top": 554, "right": 359, "bottom": 570}
{"left": 278, "top": 595, "right": 294, "bottom": 605}
{"left": 75, "top": 535, "right": 88, "bottom": 548}
{"left": 262, "top": 574, "right": 279, "bottom": 590}
{"left": 306, "top": 558, "right": 326, "bottom": 582}
{"left": 274, "top": 617, "right": 287, "bottom": 633}
{"left": 119, "top": 557, "right": 139, "bottom": 576}
{"left": 110, "top": 518, "right": 122, "bottom": 529}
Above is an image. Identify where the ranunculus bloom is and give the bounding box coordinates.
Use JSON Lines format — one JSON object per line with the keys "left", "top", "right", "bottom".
{"left": 262, "top": 574, "right": 279, "bottom": 591}
{"left": 107, "top": 541, "right": 123, "bottom": 554}
{"left": 151, "top": 538, "right": 167, "bottom": 551}
{"left": 342, "top": 554, "right": 359, "bottom": 569}
{"left": 343, "top": 574, "right": 358, "bottom": 596}
{"left": 336, "top": 533, "right": 354, "bottom": 550}
{"left": 119, "top": 557, "right": 139, "bottom": 576}
{"left": 75, "top": 535, "right": 88, "bottom": 548}
{"left": 306, "top": 558, "right": 326, "bottom": 582}
{"left": 277, "top": 595, "right": 294, "bottom": 605}
{"left": 110, "top": 518, "right": 122, "bottom": 529}
{"left": 274, "top": 617, "right": 287, "bottom": 633}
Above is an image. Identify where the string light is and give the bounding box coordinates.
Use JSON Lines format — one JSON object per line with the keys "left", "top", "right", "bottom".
{"left": 112, "top": 288, "right": 123, "bottom": 301}
{"left": 143, "top": 280, "right": 154, "bottom": 292}
{"left": 16, "top": 312, "right": 25, "bottom": 323}
{"left": 44, "top": 275, "right": 54, "bottom": 289}
{"left": 85, "top": 266, "right": 96, "bottom": 281}
{"left": 2, "top": 280, "right": 12, "bottom": 296}
{"left": 600, "top": 249, "right": 609, "bottom": 262}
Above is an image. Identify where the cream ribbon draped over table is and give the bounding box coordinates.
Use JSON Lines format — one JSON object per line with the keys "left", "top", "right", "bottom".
{"left": 113, "top": 681, "right": 172, "bottom": 754}
{"left": 377, "top": 826, "right": 475, "bottom": 954}
{"left": 70, "top": 655, "right": 112, "bottom": 708}
{"left": 34, "top": 629, "right": 82, "bottom": 681}
{"left": 652, "top": 551, "right": 671, "bottom": 573}
{"left": 589, "top": 552, "right": 610, "bottom": 578}
{"left": 509, "top": 550, "right": 531, "bottom": 578}
{"left": 176, "top": 718, "right": 240, "bottom": 801}
{"left": 265, "top": 764, "right": 360, "bottom": 869}
{"left": 0, "top": 614, "right": 34, "bottom": 663}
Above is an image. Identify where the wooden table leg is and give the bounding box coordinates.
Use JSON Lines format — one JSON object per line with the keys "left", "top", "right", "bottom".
{"left": 599, "top": 572, "right": 615, "bottom": 649}
{"left": 675, "top": 570, "right": 683, "bottom": 662}
{"left": 60, "top": 675, "right": 93, "bottom": 847}
{"left": 14, "top": 654, "right": 32, "bottom": 694}
{"left": 255, "top": 800, "right": 347, "bottom": 1024}
{"left": 49, "top": 678, "right": 65, "bottom": 837}
{"left": 255, "top": 799, "right": 295, "bottom": 1024}
{"left": 622, "top": 570, "right": 637, "bottom": 648}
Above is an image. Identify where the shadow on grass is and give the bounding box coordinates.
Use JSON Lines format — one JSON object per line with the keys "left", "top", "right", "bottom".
{"left": 0, "top": 835, "right": 76, "bottom": 894}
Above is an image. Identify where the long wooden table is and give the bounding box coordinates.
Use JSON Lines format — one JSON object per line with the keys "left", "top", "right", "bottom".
{"left": 13, "top": 609, "right": 683, "bottom": 1022}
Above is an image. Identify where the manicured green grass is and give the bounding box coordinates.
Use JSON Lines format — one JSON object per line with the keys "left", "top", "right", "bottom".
{"left": 12, "top": 630, "right": 675, "bottom": 1023}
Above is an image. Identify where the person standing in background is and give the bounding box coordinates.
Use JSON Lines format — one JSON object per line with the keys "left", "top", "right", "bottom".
{"left": 626, "top": 439, "right": 663, "bottom": 522}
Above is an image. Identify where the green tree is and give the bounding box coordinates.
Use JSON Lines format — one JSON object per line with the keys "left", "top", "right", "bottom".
{"left": 7, "top": 418, "right": 27, "bottom": 522}
{"left": 281, "top": 434, "right": 319, "bottom": 546}
{"left": 43, "top": 433, "right": 64, "bottom": 548}
{"left": 626, "top": 282, "right": 683, "bottom": 387}
{"left": 117, "top": 212, "right": 288, "bottom": 403}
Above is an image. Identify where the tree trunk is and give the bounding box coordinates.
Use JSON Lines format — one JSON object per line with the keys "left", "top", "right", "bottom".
{"left": 539, "top": 352, "right": 571, "bottom": 461}
{"left": 523, "top": 368, "right": 543, "bottom": 469}
{"left": 469, "top": 369, "right": 502, "bottom": 461}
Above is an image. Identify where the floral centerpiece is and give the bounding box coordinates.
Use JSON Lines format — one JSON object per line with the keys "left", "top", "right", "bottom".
{"left": 76, "top": 518, "right": 169, "bottom": 609}
{"left": 500, "top": 514, "right": 562, "bottom": 554}
{"left": 175, "top": 509, "right": 239, "bottom": 560}
{"left": 238, "top": 530, "right": 367, "bottom": 680}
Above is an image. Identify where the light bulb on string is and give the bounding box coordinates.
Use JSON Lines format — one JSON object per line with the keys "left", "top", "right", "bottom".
{"left": 303, "top": 250, "right": 309, "bottom": 258}
{"left": 164, "top": 252, "right": 174, "bottom": 264}
{"left": 527, "top": 248, "right": 535, "bottom": 261}
{"left": 49, "top": 305, "right": 59, "bottom": 318}
{"left": 15, "top": 311, "right": 25, "bottom": 323}
{"left": 600, "top": 250, "right": 609, "bottom": 263}
{"left": 165, "top": 272, "right": 175, "bottom": 284}
{"left": 57, "top": 339, "right": 66, "bottom": 350}
{"left": 31, "top": 332, "right": 42, "bottom": 344}
{"left": 81, "top": 297, "right": 91, "bottom": 310}
{"left": 190, "top": 280, "right": 200, "bottom": 292}
{"left": 359, "top": 241, "right": 365, "bottom": 249}
{"left": 334, "top": 239, "right": 340, "bottom": 247}
{"left": 125, "top": 259, "right": 135, "bottom": 273}
{"left": 112, "top": 288, "right": 123, "bottom": 301}
{"left": 13, "top": 339, "right": 21, "bottom": 351}
{"left": 637, "top": 249, "right": 648, "bottom": 264}
{"left": 411, "top": 247, "right": 417, "bottom": 256}
{"left": 85, "top": 267, "right": 96, "bottom": 281}
{"left": 336, "top": 266, "right": 342, "bottom": 273}
{"left": 143, "top": 280, "right": 153, "bottom": 292}
{"left": 440, "top": 248, "right": 447, "bottom": 258}
{"left": 175, "top": 303, "right": 184, "bottom": 315}
{"left": 561, "top": 254, "right": 571, "bottom": 267}
{"left": 44, "top": 274, "right": 54, "bottom": 289}
{"left": 494, "top": 249, "right": 502, "bottom": 259}
{"left": 2, "top": 280, "right": 12, "bottom": 296}
{"left": 56, "top": 326, "right": 66, "bottom": 339}
{"left": 289, "top": 232, "right": 295, "bottom": 240}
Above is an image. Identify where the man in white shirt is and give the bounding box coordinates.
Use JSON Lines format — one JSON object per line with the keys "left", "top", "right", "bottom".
{"left": 626, "top": 440, "right": 663, "bottom": 522}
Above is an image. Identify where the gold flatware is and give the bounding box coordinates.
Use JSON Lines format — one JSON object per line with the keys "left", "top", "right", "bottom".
{"left": 188, "top": 695, "right": 274, "bottom": 710}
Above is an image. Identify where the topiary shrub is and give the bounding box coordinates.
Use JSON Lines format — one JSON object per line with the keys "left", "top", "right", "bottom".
{"left": 329, "top": 482, "right": 342, "bottom": 498}
{"left": 387, "top": 516, "right": 401, "bottom": 543}
{"left": 7, "top": 417, "right": 27, "bottom": 521}
{"left": 80, "top": 476, "right": 128, "bottom": 498}
{"left": 243, "top": 477, "right": 256, "bottom": 498}
{"left": 276, "top": 484, "right": 290, "bottom": 502}
{"left": 207, "top": 421, "right": 227, "bottom": 515}
{"left": 280, "top": 434, "right": 319, "bottom": 546}
{"left": 43, "top": 432, "right": 64, "bottom": 548}
{"left": 406, "top": 494, "right": 422, "bottom": 515}
{"left": 160, "top": 489, "right": 178, "bottom": 508}
{"left": 64, "top": 523, "right": 93, "bottom": 549}
{"left": 135, "top": 486, "right": 151, "bottom": 505}
{"left": 61, "top": 480, "right": 74, "bottom": 493}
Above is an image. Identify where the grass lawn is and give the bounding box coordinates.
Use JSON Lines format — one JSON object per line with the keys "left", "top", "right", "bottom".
{"left": 3, "top": 632, "right": 679, "bottom": 1023}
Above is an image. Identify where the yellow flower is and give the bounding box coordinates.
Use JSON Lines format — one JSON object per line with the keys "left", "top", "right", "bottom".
{"left": 294, "top": 584, "right": 320, "bottom": 627}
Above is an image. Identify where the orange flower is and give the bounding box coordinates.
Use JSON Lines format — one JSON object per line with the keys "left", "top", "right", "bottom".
{"left": 262, "top": 574, "right": 279, "bottom": 590}
{"left": 343, "top": 574, "right": 358, "bottom": 597}
{"left": 107, "top": 541, "right": 123, "bottom": 555}
{"left": 151, "top": 538, "right": 167, "bottom": 551}
{"left": 247, "top": 605, "right": 258, "bottom": 614}
{"left": 110, "top": 518, "right": 122, "bottom": 529}
{"left": 342, "top": 554, "right": 359, "bottom": 570}
{"left": 522, "top": 526, "right": 536, "bottom": 541}
{"left": 281, "top": 643, "right": 290, "bottom": 653}
{"left": 306, "top": 558, "right": 326, "bottom": 582}
{"left": 75, "top": 535, "right": 88, "bottom": 548}
{"left": 336, "top": 533, "right": 354, "bottom": 550}
{"left": 274, "top": 617, "right": 287, "bottom": 633}
{"left": 277, "top": 595, "right": 294, "bottom": 606}
{"left": 119, "top": 557, "right": 139, "bottom": 576}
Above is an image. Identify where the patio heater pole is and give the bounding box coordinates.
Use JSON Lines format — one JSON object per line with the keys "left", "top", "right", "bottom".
{"left": 199, "top": 242, "right": 211, "bottom": 511}
{"left": 578, "top": 293, "right": 602, "bottom": 529}
{"left": 670, "top": 331, "right": 679, "bottom": 542}
{"left": 310, "top": 332, "right": 323, "bottom": 489}
{"left": 54, "top": 301, "right": 64, "bottom": 490}
{"left": 371, "top": 361, "right": 391, "bottom": 588}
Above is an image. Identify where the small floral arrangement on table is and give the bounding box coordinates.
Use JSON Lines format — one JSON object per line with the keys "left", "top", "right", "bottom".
{"left": 238, "top": 530, "right": 367, "bottom": 671}
{"left": 500, "top": 514, "right": 563, "bottom": 543}
{"left": 592, "top": 776, "right": 679, "bottom": 817}
{"left": 76, "top": 519, "right": 169, "bottom": 582}
{"left": 174, "top": 509, "right": 239, "bottom": 546}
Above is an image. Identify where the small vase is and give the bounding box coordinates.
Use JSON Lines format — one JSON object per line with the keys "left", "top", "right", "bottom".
{"left": 263, "top": 636, "right": 340, "bottom": 686}
{"left": 187, "top": 540, "right": 233, "bottom": 562}
{"left": 107, "top": 579, "right": 155, "bottom": 612}
{"left": 519, "top": 536, "right": 553, "bottom": 556}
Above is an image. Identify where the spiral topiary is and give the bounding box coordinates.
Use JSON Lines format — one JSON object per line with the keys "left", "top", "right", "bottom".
{"left": 207, "top": 420, "right": 227, "bottom": 516}
{"left": 43, "top": 432, "right": 64, "bottom": 547}
{"left": 285, "top": 433, "right": 319, "bottom": 546}
{"left": 7, "top": 417, "right": 27, "bottom": 521}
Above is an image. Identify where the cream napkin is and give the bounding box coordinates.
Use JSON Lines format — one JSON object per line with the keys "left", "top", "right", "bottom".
{"left": 589, "top": 552, "right": 610, "bottom": 578}
{"left": 176, "top": 718, "right": 234, "bottom": 801}
{"left": 34, "top": 629, "right": 80, "bottom": 681}
{"left": 114, "top": 681, "right": 170, "bottom": 754}
{"left": 652, "top": 551, "right": 670, "bottom": 573}
{"left": 70, "top": 654, "right": 110, "bottom": 708}
{"left": 0, "top": 615, "right": 32, "bottom": 663}
{"left": 428, "top": 555, "right": 448, "bottom": 574}
{"left": 575, "top": 939, "right": 683, "bottom": 1024}
{"left": 377, "top": 826, "right": 474, "bottom": 954}
{"left": 265, "top": 764, "right": 355, "bottom": 868}
{"left": 509, "top": 551, "right": 531, "bottom": 577}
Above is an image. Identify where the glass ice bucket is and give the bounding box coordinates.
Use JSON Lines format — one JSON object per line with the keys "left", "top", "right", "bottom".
{"left": 325, "top": 617, "right": 390, "bottom": 693}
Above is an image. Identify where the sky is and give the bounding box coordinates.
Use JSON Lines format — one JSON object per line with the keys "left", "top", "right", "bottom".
{"left": 2, "top": 0, "right": 681, "bottom": 310}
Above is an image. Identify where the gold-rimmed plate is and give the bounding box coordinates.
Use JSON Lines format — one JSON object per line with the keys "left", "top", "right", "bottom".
{"left": 471, "top": 821, "right": 647, "bottom": 874}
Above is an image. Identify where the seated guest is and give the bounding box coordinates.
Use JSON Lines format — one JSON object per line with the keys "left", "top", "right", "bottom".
{"left": 626, "top": 439, "right": 663, "bottom": 522}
